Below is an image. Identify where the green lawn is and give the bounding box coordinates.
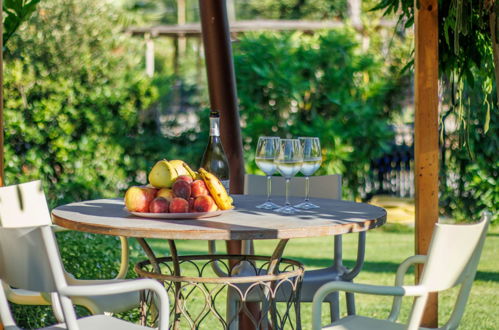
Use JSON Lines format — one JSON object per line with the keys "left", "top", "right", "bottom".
{"left": 147, "top": 224, "right": 499, "bottom": 329}
{"left": 12, "top": 224, "right": 499, "bottom": 329}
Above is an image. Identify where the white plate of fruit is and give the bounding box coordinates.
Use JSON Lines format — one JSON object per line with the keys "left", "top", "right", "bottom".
{"left": 124, "top": 159, "right": 233, "bottom": 219}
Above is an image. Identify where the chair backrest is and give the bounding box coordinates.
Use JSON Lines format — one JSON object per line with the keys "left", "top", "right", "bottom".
{"left": 244, "top": 174, "right": 342, "bottom": 199}
{"left": 419, "top": 214, "right": 489, "bottom": 291}
{"left": 0, "top": 180, "right": 52, "bottom": 228}
{"left": 0, "top": 181, "right": 59, "bottom": 292}
{"left": 407, "top": 212, "right": 491, "bottom": 330}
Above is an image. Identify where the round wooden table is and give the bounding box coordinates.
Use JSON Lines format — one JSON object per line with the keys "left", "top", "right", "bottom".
{"left": 52, "top": 195, "right": 386, "bottom": 329}
{"left": 52, "top": 195, "right": 386, "bottom": 240}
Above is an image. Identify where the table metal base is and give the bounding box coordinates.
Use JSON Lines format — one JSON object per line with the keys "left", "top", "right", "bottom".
{"left": 135, "top": 239, "right": 303, "bottom": 330}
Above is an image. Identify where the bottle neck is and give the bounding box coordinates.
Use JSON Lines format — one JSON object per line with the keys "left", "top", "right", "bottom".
{"left": 209, "top": 117, "right": 220, "bottom": 137}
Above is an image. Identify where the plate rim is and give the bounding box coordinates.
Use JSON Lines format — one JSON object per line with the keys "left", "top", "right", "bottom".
{"left": 123, "top": 207, "right": 228, "bottom": 219}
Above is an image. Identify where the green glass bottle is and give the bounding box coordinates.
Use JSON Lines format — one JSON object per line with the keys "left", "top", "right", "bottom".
{"left": 200, "top": 111, "right": 230, "bottom": 190}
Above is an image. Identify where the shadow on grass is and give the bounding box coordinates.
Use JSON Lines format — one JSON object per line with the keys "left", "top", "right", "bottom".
{"left": 146, "top": 245, "right": 499, "bottom": 284}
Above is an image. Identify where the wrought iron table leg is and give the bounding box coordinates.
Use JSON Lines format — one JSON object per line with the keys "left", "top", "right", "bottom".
{"left": 136, "top": 238, "right": 160, "bottom": 273}
{"left": 167, "top": 239, "right": 182, "bottom": 330}
{"left": 267, "top": 239, "right": 291, "bottom": 330}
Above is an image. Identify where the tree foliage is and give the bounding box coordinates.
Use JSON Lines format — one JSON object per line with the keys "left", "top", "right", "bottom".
{"left": 372, "top": 0, "right": 498, "bottom": 222}
{"left": 2, "top": 0, "right": 40, "bottom": 44}
{"left": 3, "top": 0, "right": 171, "bottom": 207}
{"left": 234, "top": 30, "right": 411, "bottom": 199}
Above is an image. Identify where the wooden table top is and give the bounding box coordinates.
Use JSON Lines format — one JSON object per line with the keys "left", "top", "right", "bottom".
{"left": 51, "top": 195, "right": 387, "bottom": 240}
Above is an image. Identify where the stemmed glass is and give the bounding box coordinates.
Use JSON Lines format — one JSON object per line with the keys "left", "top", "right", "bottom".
{"left": 255, "top": 137, "right": 281, "bottom": 209}
{"left": 295, "top": 137, "right": 322, "bottom": 209}
{"left": 274, "top": 139, "right": 303, "bottom": 214}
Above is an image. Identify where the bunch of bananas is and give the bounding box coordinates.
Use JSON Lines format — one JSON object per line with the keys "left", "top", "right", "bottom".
{"left": 199, "top": 168, "right": 234, "bottom": 210}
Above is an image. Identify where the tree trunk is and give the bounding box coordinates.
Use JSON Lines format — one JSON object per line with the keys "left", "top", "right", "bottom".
{"left": 491, "top": 2, "right": 499, "bottom": 104}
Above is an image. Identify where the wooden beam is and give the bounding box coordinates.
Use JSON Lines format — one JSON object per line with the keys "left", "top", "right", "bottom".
{"left": 125, "top": 19, "right": 398, "bottom": 37}
{"left": 414, "top": 0, "right": 439, "bottom": 327}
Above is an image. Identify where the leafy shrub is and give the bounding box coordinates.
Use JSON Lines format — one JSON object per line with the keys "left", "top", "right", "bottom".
{"left": 234, "top": 30, "right": 410, "bottom": 199}
{"left": 440, "top": 72, "right": 498, "bottom": 223}
{"left": 2, "top": 0, "right": 181, "bottom": 207}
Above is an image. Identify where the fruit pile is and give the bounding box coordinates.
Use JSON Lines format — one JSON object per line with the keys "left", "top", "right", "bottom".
{"left": 124, "top": 160, "right": 233, "bottom": 214}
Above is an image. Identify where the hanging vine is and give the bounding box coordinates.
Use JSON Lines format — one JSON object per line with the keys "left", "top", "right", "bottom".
{"left": 372, "top": 0, "right": 498, "bottom": 124}
{"left": 373, "top": 0, "right": 498, "bottom": 222}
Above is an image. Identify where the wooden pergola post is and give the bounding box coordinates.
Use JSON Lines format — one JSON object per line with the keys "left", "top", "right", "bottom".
{"left": 198, "top": 1, "right": 249, "bottom": 328}
{"left": 198, "top": 0, "right": 244, "bottom": 196}
{"left": 0, "top": 0, "right": 4, "bottom": 328}
{"left": 414, "top": 0, "right": 439, "bottom": 327}
{"left": 0, "top": 0, "right": 4, "bottom": 188}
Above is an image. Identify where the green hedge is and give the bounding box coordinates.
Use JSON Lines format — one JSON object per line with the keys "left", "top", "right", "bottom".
{"left": 3, "top": 0, "right": 178, "bottom": 207}
{"left": 234, "top": 30, "right": 410, "bottom": 199}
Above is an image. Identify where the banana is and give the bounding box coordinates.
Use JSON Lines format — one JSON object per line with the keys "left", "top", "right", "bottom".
{"left": 170, "top": 159, "right": 200, "bottom": 180}
{"left": 199, "top": 168, "right": 233, "bottom": 210}
{"left": 182, "top": 162, "right": 200, "bottom": 180}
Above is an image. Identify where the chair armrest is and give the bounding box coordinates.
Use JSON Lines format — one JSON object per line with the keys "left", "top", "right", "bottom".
{"left": 388, "top": 255, "right": 428, "bottom": 322}
{"left": 54, "top": 225, "right": 130, "bottom": 280}
{"left": 395, "top": 255, "right": 427, "bottom": 286}
{"left": 312, "top": 281, "right": 427, "bottom": 330}
{"left": 59, "top": 278, "right": 169, "bottom": 329}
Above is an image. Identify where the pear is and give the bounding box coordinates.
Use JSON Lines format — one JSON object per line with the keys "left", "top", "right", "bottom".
{"left": 148, "top": 160, "right": 177, "bottom": 188}
{"left": 169, "top": 159, "right": 190, "bottom": 177}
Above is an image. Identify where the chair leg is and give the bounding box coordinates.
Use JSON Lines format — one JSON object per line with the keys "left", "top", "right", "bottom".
{"left": 328, "top": 291, "right": 340, "bottom": 322}
{"left": 345, "top": 291, "right": 356, "bottom": 315}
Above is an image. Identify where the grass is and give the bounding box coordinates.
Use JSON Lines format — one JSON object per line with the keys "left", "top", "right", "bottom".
{"left": 10, "top": 224, "right": 499, "bottom": 329}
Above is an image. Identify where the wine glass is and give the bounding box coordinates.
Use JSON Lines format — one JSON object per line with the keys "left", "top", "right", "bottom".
{"left": 295, "top": 137, "right": 322, "bottom": 209}
{"left": 274, "top": 139, "right": 303, "bottom": 214}
{"left": 255, "top": 137, "right": 281, "bottom": 209}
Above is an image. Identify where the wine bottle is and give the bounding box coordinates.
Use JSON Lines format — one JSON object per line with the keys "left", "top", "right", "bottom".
{"left": 200, "top": 111, "right": 230, "bottom": 190}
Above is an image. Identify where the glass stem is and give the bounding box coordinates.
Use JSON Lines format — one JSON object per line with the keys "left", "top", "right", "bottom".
{"left": 266, "top": 175, "right": 272, "bottom": 202}
{"left": 305, "top": 176, "right": 310, "bottom": 202}
{"left": 285, "top": 178, "right": 290, "bottom": 206}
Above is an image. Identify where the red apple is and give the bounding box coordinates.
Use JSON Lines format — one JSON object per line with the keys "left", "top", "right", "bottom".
{"left": 176, "top": 175, "right": 193, "bottom": 184}
{"left": 124, "top": 186, "right": 156, "bottom": 212}
{"left": 172, "top": 180, "right": 191, "bottom": 200}
{"left": 191, "top": 180, "right": 209, "bottom": 198}
{"left": 188, "top": 197, "right": 195, "bottom": 212}
{"left": 169, "top": 197, "right": 189, "bottom": 213}
{"left": 193, "top": 195, "right": 218, "bottom": 212}
{"left": 149, "top": 197, "right": 170, "bottom": 213}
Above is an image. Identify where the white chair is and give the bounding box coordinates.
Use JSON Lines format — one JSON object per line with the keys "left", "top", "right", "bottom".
{"left": 215, "top": 174, "right": 367, "bottom": 328}
{"left": 312, "top": 212, "right": 491, "bottom": 330}
{"left": 3, "top": 193, "right": 132, "bottom": 317}
{"left": 0, "top": 180, "right": 169, "bottom": 329}
{"left": 2, "top": 234, "right": 131, "bottom": 317}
